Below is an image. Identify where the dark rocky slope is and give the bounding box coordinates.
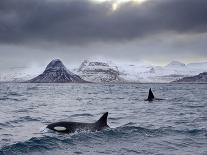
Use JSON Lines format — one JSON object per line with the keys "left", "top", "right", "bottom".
{"left": 173, "top": 72, "right": 207, "bottom": 83}
{"left": 28, "top": 59, "right": 87, "bottom": 83}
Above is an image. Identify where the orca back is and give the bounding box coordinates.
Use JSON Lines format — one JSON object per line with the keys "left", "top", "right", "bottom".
{"left": 95, "top": 112, "right": 109, "bottom": 130}
{"left": 147, "top": 88, "right": 155, "bottom": 101}
{"left": 47, "top": 112, "right": 109, "bottom": 133}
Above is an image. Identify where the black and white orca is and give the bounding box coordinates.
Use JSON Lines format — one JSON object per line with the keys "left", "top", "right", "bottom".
{"left": 47, "top": 112, "right": 109, "bottom": 134}
{"left": 145, "top": 88, "right": 164, "bottom": 102}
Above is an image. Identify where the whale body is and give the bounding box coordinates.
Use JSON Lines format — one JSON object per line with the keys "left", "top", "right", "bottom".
{"left": 145, "top": 88, "right": 164, "bottom": 102}
{"left": 47, "top": 112, "right": 109, "bottom": 133}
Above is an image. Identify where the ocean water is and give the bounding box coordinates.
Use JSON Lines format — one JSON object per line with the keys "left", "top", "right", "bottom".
{"left": 0, "top": 83, "right": 207, "bottom": 155}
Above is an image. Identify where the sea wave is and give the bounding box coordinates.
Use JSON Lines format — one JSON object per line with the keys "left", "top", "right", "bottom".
{"left": 1, "top": 125, "right": 206, "bottom": 155}
{"left": 0, "top": 83, "right": 207, "bottom": 155}
{"left": 0, "top": 96, "right": 27, "bottom": 102}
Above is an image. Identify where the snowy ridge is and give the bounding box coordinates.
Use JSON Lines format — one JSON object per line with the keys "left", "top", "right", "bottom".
{"left": 76, "top": 60, "right": 124, "bottom": 83}
{"left": 114, "top": 60, "right": 207, "bottom": 83}
{"left": 1, "top": 59, "right": 207, "bottom": 83}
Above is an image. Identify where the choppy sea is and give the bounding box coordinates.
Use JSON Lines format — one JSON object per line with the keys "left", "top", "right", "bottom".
{"left": 0, "top": 83, "right": 207, "bottom": 155}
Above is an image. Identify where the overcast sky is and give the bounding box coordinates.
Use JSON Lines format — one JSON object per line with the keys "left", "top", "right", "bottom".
{"left": 1, "top": 0, "right": 207, "bottom": 71}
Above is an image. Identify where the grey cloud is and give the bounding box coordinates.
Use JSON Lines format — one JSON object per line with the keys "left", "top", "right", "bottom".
{"left": 0, "top": 0, "right": 207, "bottom": 45}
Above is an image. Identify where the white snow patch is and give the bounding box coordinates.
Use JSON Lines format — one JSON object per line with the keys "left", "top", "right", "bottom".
{"left": 54, "top": 126, "right": 67, "bottom": 131}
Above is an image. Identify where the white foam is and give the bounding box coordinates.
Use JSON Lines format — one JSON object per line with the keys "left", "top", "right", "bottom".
{"left": 40, "top": 126, "right": 48, "bottom": 133}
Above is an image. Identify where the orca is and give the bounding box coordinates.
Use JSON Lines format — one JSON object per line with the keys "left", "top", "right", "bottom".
{"left": 145, "top": 88, "right": 164, "bottom": 102}
{"left": 47, "top": 112, "right": 109, "bottom": 134}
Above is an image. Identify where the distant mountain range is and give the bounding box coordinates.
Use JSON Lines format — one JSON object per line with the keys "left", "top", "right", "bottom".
{"left": 173, "top": 72, "right": 207, "bottom": 83}
{"left": 1, "top": 59, "right": 207, "bottom": 83}
{"left": 115, "top": 60, "right": 207, "bottom": 83}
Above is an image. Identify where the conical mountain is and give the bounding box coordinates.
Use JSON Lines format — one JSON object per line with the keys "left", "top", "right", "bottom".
{"left": 28, "top": 59, "right": 87, "bottom": 83}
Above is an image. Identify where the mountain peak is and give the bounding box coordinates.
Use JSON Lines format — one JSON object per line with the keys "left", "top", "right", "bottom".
{"left": 28, "top": 59, "right": 86, "bottom": 83}
{"left": 45, "top": 59, "right": 66, "bottom": 72}
{"left": 166, "top": 61, "right": 186, "bottom": 67}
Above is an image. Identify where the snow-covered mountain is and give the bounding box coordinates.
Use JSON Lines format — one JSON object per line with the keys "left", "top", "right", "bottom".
{"left": 76, "top": 60, "right": 124, "bottom": 83}
{"left": 27, "top": 59, "right": 86, "bottom": 83}
{"left": 0, "top": 67, "right": 34, "bottom": 82}
{"left": 1, "top": 59, "right": 207, "bottom": 83}
{"left": 155, "top": 61, "right": 206, "bottom": 76}
{"left": 116, "top": 60, "right": 207, "bottom": 83}
{"left": 116, "top": 62, "right": 151, "bottom": 82}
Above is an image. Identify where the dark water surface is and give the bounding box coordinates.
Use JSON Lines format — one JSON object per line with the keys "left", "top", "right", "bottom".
{"left": 0, "top": 83, "right": 207, "bottom": 155}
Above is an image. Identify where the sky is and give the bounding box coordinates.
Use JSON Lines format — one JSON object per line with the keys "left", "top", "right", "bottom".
{"left": 1, "top": 0, "right": 207, "bottom": 71}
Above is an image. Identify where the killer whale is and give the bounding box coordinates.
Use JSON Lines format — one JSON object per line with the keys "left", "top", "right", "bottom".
{"left": 47, "top": 112, "right": 109, "bottom": 133}
{"left": 145, "top": 88, "right": 164, "bottom": 102}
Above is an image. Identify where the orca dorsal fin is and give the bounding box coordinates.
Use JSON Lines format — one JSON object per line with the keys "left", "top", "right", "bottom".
{"left": 148, "top": 88, "right": 155, "bottom": 101}
{"left": 95, "top": 112, "right": 108, "bottom": 128}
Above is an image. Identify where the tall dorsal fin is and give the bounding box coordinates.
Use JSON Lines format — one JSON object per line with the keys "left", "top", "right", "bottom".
{"left": 95, "top": 112, "right": 108, "bottom": 128}
{"left": 148, "top": 88, "right": 155, "bottom": 101}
